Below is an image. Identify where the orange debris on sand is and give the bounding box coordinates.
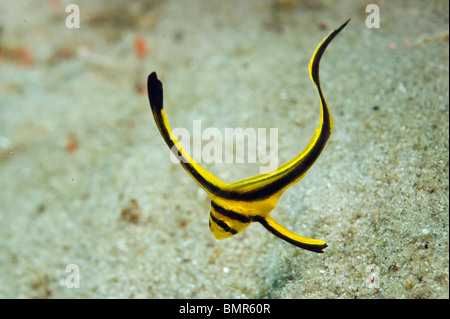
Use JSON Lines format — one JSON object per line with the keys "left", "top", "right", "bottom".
{"left": 135, "top": 36, "right": 147, "bottom": 58}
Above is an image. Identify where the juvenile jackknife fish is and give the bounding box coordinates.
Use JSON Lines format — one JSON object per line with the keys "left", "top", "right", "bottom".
{"left": 147, "top": 19, "right": 350, "bottom": 252}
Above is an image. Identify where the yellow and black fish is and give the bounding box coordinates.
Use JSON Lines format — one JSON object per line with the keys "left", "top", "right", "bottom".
{"left": 147, "top": 20, "right": 349, "bottom": 253}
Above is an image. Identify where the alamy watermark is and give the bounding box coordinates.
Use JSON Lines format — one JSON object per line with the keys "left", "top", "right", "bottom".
{"left": 65, "top": 4, "right": 381, "bottom": 30}
{"left": 65, "top": 264, "right": 80, "bottom": 288}
{"left": 65, "top": 4, "right": 80, "bottom": 29}
{"left": 170, "top": 120, "right": 279, "bottom": 174}
{"left": 365, "top": 4, "right": 380, "bottom": 29}
{"left": 62, "top": 3, "right": 380, "bottom": 173}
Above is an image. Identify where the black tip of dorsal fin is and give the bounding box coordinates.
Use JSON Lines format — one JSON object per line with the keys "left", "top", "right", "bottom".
{"left": 339, "top": 18, "right": 351, "bottom": 31}
{"left": 147, "top": 72, "right": 163, "bottom": 111}
{"left": 310, "top": 19, "right": 350, "bottom": 88}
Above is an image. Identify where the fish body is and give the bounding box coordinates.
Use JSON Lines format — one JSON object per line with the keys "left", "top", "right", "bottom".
{"left": 147, "top": 20, "right": 350, "bottom": 252}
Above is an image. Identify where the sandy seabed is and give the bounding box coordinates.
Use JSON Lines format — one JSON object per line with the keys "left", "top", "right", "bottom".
{"left": 0, "top": 0, "right": 448, "bottom": 299}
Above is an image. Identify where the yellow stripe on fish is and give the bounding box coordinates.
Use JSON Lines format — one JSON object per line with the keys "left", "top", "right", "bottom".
{"left": 147, "top": 19, "right": 350, "bottom": 253}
